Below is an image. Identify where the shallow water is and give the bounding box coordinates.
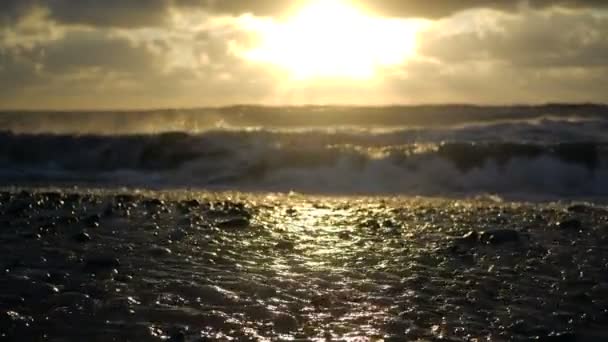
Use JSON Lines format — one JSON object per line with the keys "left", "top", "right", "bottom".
{"left": 1, "top": 189, "right": 608, "bottom": 341}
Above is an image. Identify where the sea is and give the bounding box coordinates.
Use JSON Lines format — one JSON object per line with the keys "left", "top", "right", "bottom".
{"left": 1, "top": 105, "right": 608, "bottom": 341}
{"left": 1, "top": 104, "right": 607, "bottom": 200}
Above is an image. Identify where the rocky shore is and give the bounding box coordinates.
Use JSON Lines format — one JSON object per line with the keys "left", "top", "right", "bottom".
{"left": 1, "top": 188, "right": 607, "bottom": 341}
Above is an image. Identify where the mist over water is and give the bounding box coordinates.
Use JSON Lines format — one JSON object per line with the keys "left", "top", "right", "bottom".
{"left": 2, "top": 104, "right": 607, "bottom": 200}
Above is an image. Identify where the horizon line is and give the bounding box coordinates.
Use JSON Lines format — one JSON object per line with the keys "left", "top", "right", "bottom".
{"left": 0, "top": 102, "right": 606, "bottom": 113}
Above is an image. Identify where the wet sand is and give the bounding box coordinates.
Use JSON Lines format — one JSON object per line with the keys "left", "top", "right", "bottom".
{"left": 1, "top": 188, "right": 608, "bottom": 341}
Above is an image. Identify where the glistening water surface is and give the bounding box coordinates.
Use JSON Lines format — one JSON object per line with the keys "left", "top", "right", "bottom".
{"left": 1, "top": 189, "right": 608, "bottom": 341}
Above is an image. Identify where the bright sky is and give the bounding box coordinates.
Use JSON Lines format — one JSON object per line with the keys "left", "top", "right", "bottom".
{"left": 0, "top": 0, "right": 607, "bottom": 109}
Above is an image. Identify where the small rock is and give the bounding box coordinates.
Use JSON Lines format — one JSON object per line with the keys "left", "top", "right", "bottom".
{"left": 143, "top": 198, "right": 164, "bottom": 206}
{"left": 114, "top": 274, "right": 133, "bottom": 283}
{"left": 149, "top": 246, "right": 172, "bottom": 257}
{"left": 479, "top": 229, "right": 520, "bottom": 245}
{"left": 167, "top": 325, "right": 188, "bottom": 342}
{"left": 567, "top": 204, "right": 589, "bottom": 213}
{"left": 273, "top": 313, "right": 298, "bottom": 334}
{"left": 83, "top": 214, "right": 100, "bottom": 228}
{"left": 85, "top": 256, "right": 120, "bottom": 270}
{"left": 338, "top": 231, "right": 350, "bottom": 239}
{"left": 1, "top": 310, "right": 34, "bottom": 327}
{"left": 168, "top": 229, "right": 187, "bottom": 241}
{"left": 557, "top": 218, "right": 582, "bottom": 230}
{"left": 311, "top": 294, "right": 334, "bottom": 307}
{"left": 73, "top": 231, "right": 91, "bottom": 243}
{"left": 182, "top": 199, "right": 199, "bottom": 207}
{"left": 275, "top": 240, "right": 295, "bottom": 250}
{"left": 217, "top": 217, "right": 249, "bottom": 229}
{"left": 534, "top": 331, "right": 576, "bottom": 342}
{"left": 457, "top": 231, "right": 479, "bottom": 243}
{"left": 449, "top": 231, "right": 479, "bottom": 253}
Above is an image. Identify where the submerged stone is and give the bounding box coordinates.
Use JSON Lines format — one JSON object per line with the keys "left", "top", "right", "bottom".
{"left": 216, "top": 217, "right": 249, "bottom": 229}
{"left": 557, "top": 218, "right": 582, "bottom": 230}
{"left": 273, "top": 313, "right": 298, "bottom": 334}
{"left": 73, "top": 231, "right": 91, "bottom": 243}
{"left": 479, "top": 229, "right": 521, "bottom": 245}
{"left": 149, "top": 246, "right": 172, "bottom": 257}
{"left": 85, "top": 256, "right": 120, "bottom": 270}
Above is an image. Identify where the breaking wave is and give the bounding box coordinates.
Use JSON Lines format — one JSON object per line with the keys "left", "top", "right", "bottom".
{"left": 1, "top": 116, "right": 607, "bottom": 199}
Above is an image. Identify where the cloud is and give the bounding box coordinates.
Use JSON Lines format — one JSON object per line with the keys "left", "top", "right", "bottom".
{"left": 352, "top": 0, "right": 608, "bottom": 18}
{"left": 0, "top": 0, "right": 171, "bottom": 28}
{"left": 381, "top": 9, "right": 608, "bottom": 104}
{"left": 418, "top": 9, "right": 608, "bottom": 68}
{"left": 2, "top": 0, "right": 608, "bottom": 29}
{"left": 180, "top": 0, "right": 608, "bottom": 18}
{"left": 0, "top": 19, "right": 282, "bottom": 109}
{"left": 1, "top": 3, "right": 608, "bottom": 108}
{"left": 46, "top": 0, "right": 171, "bottom": 28}
{"left": 39, "top": 30, "right": 163, "bottom": 73}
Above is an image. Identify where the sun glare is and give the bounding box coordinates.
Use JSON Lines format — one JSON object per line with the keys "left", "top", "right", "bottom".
{"left": 241, "top": 0, "right": 426, "bottom": 80}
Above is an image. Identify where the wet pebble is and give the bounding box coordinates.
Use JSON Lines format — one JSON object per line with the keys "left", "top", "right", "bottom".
{"left": 168, "top": 229, "right": 187, "bottom": 241}
{"left": 273, "top": 313, "right": 298, "bottom": 334}
{"left": 535, "top": 331, "right": 576, "bottom": 341}
{"left": 479, "top": 229, "right": 521, "bottom": 245}
{"left": 216, "top": 217, "right": 250, "bottom": 229}
{"left": 83, "top": 214, "right": 100, "bottom": 228}
{"left": 275, "top": 240, "right": 295, "bottom": 250}
{"left": 84, "top": 256, "right": 120, "bottom": 270}
{"left": 557, "top": 218, "right": 582, "bottom": 231}
{"left": 73, "top": 231, "right": 91, "bottom": 243}
{"left": 149, "top": 246, "right": 172, "bottom": 257}
{"left": 0, "top": 310, "right": 34, "bottom": 329}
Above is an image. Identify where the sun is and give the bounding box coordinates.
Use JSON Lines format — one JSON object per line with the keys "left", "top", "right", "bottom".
{"left": 240, "top": 0, "right": 427, "bottom": 80}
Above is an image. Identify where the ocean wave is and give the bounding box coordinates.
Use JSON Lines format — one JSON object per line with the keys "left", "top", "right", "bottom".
{"left": 2, "top": 103, "right": 607, "bottom": 134}
{"left": 0, "top": 129, "right": 607, "bottom": 198}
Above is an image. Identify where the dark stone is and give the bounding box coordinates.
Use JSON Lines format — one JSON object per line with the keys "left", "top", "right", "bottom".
{"left": 73, "top": 231, "right": 91, "bottom": 243}
{"left": 167, "top": 325, "right": 188, "bottom": 342}
{"left": 85, "top": 256, "right": 120, "bottom": 270}
{"left": 534, "top": 332, "right": 576, "bottom": 342}
{"left": 23, "top": 233, "right": 42, "bottom": 240}
{"left": 275, "top": 240, "right": 295, "bottom": 250}
{"left": 216, "top": 217, "right": 249, "bottom": 229}
{"left": 449, "top": 231, "right": 479, "bottom": 253}
{"left": 182, "top": 199, "right": 199, "bottom": 207}
{"left": 338, "top": 231, "right": 350, "bottom": 239}
{"left": 557, "top": 218, "right": 582, "bottom": 230}
{"left": 143, "top": 198, "right": 164, "bottom": 206}
{"left": 114, "top": 274, "right": 133, "bottom": 283}
{"left": 273, "top": 313, "right": 298, "bottom": 334}
{"left": 83, "top": 214, "right": 100, "bottom": 228}
{"left": 360, "top": 219, "right": 380, "bottom": 229}
{"left": 168, "top": 229, "right": 187, "bottom": 241}
{"left": 460, "top": 231, "right": 479, "bottom": 243}
{"left": 149, "top": 246, "right": 172, "bottom": 257}
{"left": 567, "top": 204, "right": 590, "bottom": 213}
{"left": 102, "top": 205, "right": 114, "bottom": 217}
{"left": 479, "top": 229, "right": 520, "bottom": 245}
{"left": 0, "top": 310, "right": 34, "bottom": 332}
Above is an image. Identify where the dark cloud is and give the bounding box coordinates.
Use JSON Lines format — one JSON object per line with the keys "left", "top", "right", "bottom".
{"left": 40, "top": 31, "right": 162, "bottom": 73}
{"left": 0, "top": 0, "right": 171, "bottom": 28}
{"left": 0, "top": 24, "right": 280, "bottom": 108}
{"left": 46, "top": 0, "right": 170, "bottom": 28}
{"left": 3, "top": 0, "right": 608, "bottom": 28}
{"left": 0, "top": 0, "right": 36, "bottom": 25}
{"left": 0, "top": 48, "right": 44, "bottom": 92}
{"left": 2, "top": 1, "right": 608, "bottom": 107}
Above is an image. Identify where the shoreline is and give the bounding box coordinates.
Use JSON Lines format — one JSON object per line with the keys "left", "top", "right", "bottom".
{"left": 1, "top": 187, "right": 607, "bottom": 340}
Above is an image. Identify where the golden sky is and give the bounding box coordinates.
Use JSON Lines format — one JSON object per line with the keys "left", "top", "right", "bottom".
{"left": 1, "top": 0, "right": 608, "bottom": 109}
